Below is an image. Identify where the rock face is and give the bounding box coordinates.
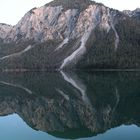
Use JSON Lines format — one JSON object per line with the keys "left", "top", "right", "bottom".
{"left": 0, "top": 0, "right": 117, "bottom": 43}
{"left": 0, "top": 0, "right": 140, "bottom": 70}
{"left": 0, "top": 72, "right": 140, "bottom": 139}
{"left": 0, "top": 24, "right": 13, "bottom": 41}
{"left": 123, "top": 8, "right": 140, "bottom": 20}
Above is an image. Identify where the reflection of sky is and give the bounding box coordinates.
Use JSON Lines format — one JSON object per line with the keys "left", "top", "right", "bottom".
{"left": 0, "top": 114, "right": 62, "bottom": 140}
{"left": 0, "top": 114, "right": 140, "bottom": 140}
{"left": 0, "top": 0, "right": 139, "bottom": 25}
{"left": 80, "top": 125, "right": 140, "bottom": 140}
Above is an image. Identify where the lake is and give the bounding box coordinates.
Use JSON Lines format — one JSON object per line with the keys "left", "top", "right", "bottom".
{"left": 0, "top": 71, "right": 140, "bottom": 140}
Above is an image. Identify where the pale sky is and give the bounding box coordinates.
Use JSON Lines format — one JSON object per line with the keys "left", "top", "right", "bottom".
{"left": 0, "top": 0, "right": 139, "bottom": 25}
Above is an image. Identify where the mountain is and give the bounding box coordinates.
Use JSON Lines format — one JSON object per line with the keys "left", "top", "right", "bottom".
{"left": 0, "top": 0, "right": 140, "bottom": 70}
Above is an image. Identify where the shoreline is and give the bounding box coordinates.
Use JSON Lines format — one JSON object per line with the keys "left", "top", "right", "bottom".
{"left": 1, "top": 68, "right": 140, "bottom": 73}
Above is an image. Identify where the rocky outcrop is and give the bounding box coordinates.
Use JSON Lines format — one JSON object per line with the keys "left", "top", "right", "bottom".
{"left": 1, "top": 0, "right": 118, "bottom": 42}
{"left": 123, "top": 8, "right": 140, "bottom": 20}
{"left": 0, "top": 23, "right": 13, "bottom": 41}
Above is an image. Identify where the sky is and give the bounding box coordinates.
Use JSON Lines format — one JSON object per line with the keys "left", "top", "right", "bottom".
{"left": 0, "top": 0, "right": 139, "bottom": 25}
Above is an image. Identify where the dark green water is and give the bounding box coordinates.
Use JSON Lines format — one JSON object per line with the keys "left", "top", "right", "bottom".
{"left": 0, "top": 71, "right": 140, "bottom": 140}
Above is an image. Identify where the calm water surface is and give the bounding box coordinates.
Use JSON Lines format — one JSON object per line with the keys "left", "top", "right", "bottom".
{"left": 0, "top": 71, "right": 140, "bottom": 140}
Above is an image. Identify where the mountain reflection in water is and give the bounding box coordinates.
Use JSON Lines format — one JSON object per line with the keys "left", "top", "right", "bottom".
{"left": 0, "top": 71, "right": 140, "bottom": 139}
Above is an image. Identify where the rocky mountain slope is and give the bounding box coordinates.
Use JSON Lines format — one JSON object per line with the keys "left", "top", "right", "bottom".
{"left": 0, "top": 0, "right": 140, "bottom": 70}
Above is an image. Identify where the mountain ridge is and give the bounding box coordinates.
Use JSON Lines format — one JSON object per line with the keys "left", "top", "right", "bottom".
{"left": 0, "top": 0, "right": 139, "bottom": 70}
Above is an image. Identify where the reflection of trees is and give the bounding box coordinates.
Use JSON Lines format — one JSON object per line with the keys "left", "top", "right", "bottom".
{"left": 0, "top": 71, "right": 140, "bottom": 139}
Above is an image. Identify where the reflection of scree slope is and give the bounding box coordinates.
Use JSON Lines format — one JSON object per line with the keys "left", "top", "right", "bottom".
{"left": 0, "top": 72, "right": 140, "bottom": 139}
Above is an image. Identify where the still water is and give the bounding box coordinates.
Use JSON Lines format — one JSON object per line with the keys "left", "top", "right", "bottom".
{"left": 0, "top": 71, "right": 140, "bottom": 140}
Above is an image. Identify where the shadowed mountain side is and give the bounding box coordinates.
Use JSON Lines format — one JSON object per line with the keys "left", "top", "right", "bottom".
{"left": 0, "top": 72, "right": 140, "bottom": 139}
